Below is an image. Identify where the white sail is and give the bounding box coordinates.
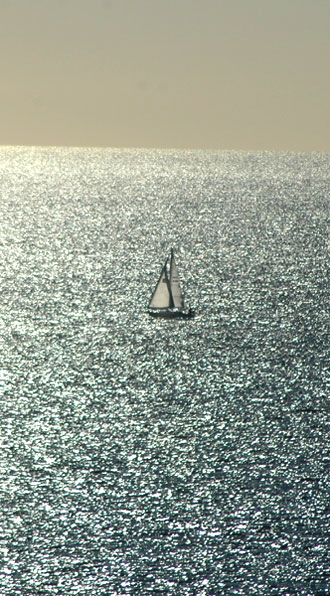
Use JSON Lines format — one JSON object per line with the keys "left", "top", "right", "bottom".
{"left": 148, "top": 249, "right": 193, "bottom": 318}
{"left": 149, "top": 262, "right": 174, "bottom": 309}
{"left": 170, "top": 249, "right": 184, "bottom": 309}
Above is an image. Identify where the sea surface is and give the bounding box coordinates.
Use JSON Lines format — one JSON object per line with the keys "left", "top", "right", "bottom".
{"left": 0, "top": 147, "right": 329, "bottom": 595}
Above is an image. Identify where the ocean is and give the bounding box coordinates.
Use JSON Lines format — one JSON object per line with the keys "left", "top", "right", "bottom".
{"left": 0, "top": 147, "right": 329, "bottom": 595}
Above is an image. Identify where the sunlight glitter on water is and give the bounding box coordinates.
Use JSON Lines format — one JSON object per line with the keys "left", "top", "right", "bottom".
{"left": 0, "top": 147, "right": 329, "bottom": 595}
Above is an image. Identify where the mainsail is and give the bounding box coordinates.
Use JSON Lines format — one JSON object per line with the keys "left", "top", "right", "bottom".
{"left": 169, "top": 249, "right": 184, "bottom": 309}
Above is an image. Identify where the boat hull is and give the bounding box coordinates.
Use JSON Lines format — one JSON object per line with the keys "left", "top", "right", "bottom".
{"left": 148, "top": 308, "right": 195, "bottom": 320}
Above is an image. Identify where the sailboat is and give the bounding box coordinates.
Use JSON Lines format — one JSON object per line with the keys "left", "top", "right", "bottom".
{"left": 148, "top": 249, "right": 194, "bottom": 319}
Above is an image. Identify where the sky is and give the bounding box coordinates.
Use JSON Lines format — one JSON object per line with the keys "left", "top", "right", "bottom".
{"left": 1, "top": 0, "right": 329, "bottom": 151}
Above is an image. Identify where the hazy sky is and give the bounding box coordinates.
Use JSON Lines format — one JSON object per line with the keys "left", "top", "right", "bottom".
{"left": 1, "top": 0, "right": 329, "bottom": 150}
